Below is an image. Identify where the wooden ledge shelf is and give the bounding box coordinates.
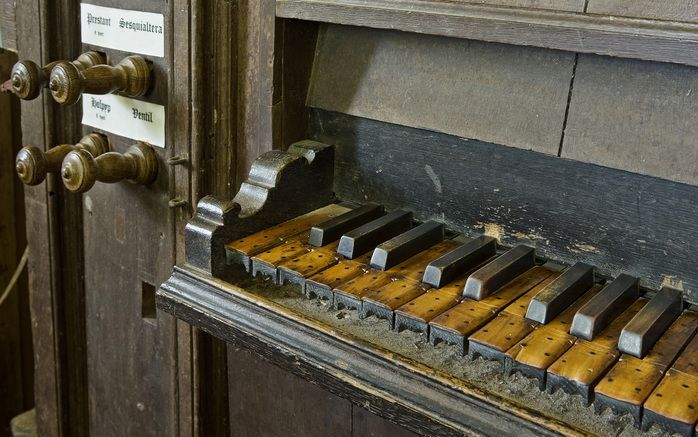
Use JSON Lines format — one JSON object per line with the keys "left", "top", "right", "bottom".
{"left": 276, "top": 0, "right": 698, "bottom": 67}
{"left": 158, "top": 266, "right": 596, "bottom": 437}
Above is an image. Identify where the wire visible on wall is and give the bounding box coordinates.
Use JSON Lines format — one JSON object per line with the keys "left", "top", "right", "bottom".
{"left": 0, "top": 248, "right": 28, "bottom": 307}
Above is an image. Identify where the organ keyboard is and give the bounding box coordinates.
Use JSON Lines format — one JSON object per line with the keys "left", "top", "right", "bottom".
{"left": 224, "top": 201, "right": 697, "bottom": 436}
{"left": 160, "top": 140, "right": 698, "bottom": 436}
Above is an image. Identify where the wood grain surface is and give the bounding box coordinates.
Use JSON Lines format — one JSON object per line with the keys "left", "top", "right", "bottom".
{"left": 309, "top": 25, "right": 575, "bottom": 154}
{"left": 562, "top": 54, "right": 698, "bottom": 185}
{"left": 311, "top": 109, "right": 698, "bottom": 304}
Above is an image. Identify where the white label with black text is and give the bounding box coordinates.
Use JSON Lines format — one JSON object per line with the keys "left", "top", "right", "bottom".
{"left": 82, "top": 94, "right": 165, "bottom": 148}
{"left": 81, "top": 3, "right": 164, "bottom": 57}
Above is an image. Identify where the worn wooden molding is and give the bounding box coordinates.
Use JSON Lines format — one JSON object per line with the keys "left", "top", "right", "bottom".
{"left": 157, "top": 266, "right": 583, "bottom": 437}
{"left": 276, "top": 0, "right": 698, "bottom": 67}
{"left": 184, "top": 140, "right": 335, "bottom": 276}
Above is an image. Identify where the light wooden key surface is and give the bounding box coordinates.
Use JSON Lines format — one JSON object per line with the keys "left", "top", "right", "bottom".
{"left": 277, "top": 242, "right": 340, "bottom": 286}
{"left": 469, "top": 314, "right": 536, "bottom": 361}
{"left": 549, "top": 342, "right": 620, "bottom": 387}
{"left": 304, "top": 253, "right": 372, "bottom": 300}
{"left": 642, "top": 369, "right": 698, "bottom": 435}
{"left": 430, "top": 267, "right": 554, "bottom": 336}
{"left": 506, "top": 329, "right": 575, "bottom": 378}
{"left": 335, "top": 240, "right": 459, "bottom": 311}
{"left": 393, "top": 276, "right": 466, "bottom": 333}
{"left": 596, "top": 357, "right": 663, "bottom": 407}
{"left": 361, "top": 278, "right": 430, "bottom": 323}
{"left": 227, "top": 204, "right": 349, "bottom": 259}
{"left": 641, "top": 323, "right": 698, "bottom": 434}
{"left": 593, "top": 312, "right": 698, "bottom": 422}
{"left": 333, "top": 270, "right": 394, "bottom": 310}
{"left": 644, "top": 312, "right": 698, "bottom": 370}
{"left": 428, "top": 267, "right": 553, "bottom": 355}
{"left": 250, "top": 238, "right": 311, "bottom": 281}
{"left": 360, "top": 241, "right": 460, "bottom": 323}
{"left": 505, "top": 286, "right": 603, "bottom": 387}
{"left": 469, "top": 274, "right": 562, "bottom": 360}
{"left": 389, "top": 240, "right": 461, "bottom": 281}
{"left": 672, "top": 333, "right": 698, "bottom": 377}
{"left": 546, "top": 299, "right": 647, "bottom": 403}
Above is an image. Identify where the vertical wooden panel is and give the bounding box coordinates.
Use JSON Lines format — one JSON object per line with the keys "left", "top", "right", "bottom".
{"left": 236, "top": 0, "right": 276, "bottom": 187}
{"left": 80, "top": 1, "right": 177, "bottom": 436}
{"left": 308, "top": 25, "right": 575, "bottom": 155}
{"left": 227, "top": 346, "right": 352, "bottom": 437}
{"left": 0, "top": 49, "right": 31, "bottom": 437}
{"left": 0, "top": 1, "right": 16, "bottom": 50}
{"left": 561, "top": 54, "right": 698, "bottom": 186}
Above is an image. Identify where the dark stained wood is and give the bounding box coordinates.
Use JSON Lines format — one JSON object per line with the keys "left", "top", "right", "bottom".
{"left": 236, "top": 0, "right": 276, "bottom": 184}
{"left": 351, "top": 407, "right": 419, "bottom": 437}
{"left": 228, "top": 346, "right": 352, "bottom": 437}
{"left": 311, "top": 109, "right": 698, "bottom": 305}
{"left": 309, "top": 25, "right": 575, "bottom": 155}
{"left": 309, "top": 203, "right": 383, "bottom": 247}
{"left": 562, "top": 54, "right": 698, "bottom": 185}
{"left": 370, "top": 221, "right": 444, "bottom": 271}
{"left": 422, "top": 236, "right": 496, "bottom": 288}
{"left": 77, "top": 1, "right": 183, "bottom": 436}
{"left": 16, "top": 0, "right": 91, "bottom": 434}
{"left": 569, "top": 273, "right": 638, "bottom": 340}
{"left": 0, "top": 49, "right": 31, "bottom": 437}
{"left": 463, "top": 245, "right": 536, "bottom": 300}
{"left": 618, "top": 287, "right": 683, "bottom": 358}
{"left": 159, "top": 266, "right": 592, "bottom": 437}
{"left": 337, "top": 210, "right": 412, "bottom": 259}
{"left": 587, "top": 0, "right": 698, "bottom": 22}
{"left": 525, "top": 262, "right": 594, "bottom": 324}
{"left": 277, "top": 0, "right": 698, "bottom": 67}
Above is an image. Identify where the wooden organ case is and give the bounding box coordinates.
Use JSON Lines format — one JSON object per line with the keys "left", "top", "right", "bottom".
{"left": 158, "top": 2, "right": 698, "bottom": 436}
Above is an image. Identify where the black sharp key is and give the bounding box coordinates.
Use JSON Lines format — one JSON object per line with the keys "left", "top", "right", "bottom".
{"left": 570, "top": 273, "right": 639, "bottom": 340}
{"left": 369, "top": 221, "right": 445, "bottom": 270}
{"left": 618, "top": 287, "right": 683, "bottom": 358}
{"left": 462, "top": 245, "right": 535, "bottom": 300}
{"left": 525, "top": 262, "right": 594, "bottom": 324}
{"left": 308, "top": 204, "right": 385, "bottom": 247}
{"left": 336, "top": 210, "right": 412, "bottom": 259}
{"left": 422, "top": 236, "right": 497, "bottom": 288}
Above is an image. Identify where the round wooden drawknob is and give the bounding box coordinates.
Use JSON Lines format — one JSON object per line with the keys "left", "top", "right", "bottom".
{"left": 7, "top": 51, "right": 105, "bottom": 101}
{"left": 61, "top": 142, "right": 158, "bottom": 193}
{"left": 49, "top": 55, "right": 151, "bottom": 105}
{"left": 15, "top": 133, "right": 109, "bottom": 186}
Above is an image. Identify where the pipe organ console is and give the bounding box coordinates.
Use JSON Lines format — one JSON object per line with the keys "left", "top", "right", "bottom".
{"left": 6, "top": 0, "right": 697, "bottom": 436}
{"left": 159, "top": 138, "right": 698, "bottom": 435}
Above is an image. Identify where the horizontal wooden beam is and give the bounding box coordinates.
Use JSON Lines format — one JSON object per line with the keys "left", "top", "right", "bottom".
{"left": 276, "top": 0, "right": 698, "bottom": 66}
{"left": 157, "top": 266, "right": 582, "bottom": 437}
